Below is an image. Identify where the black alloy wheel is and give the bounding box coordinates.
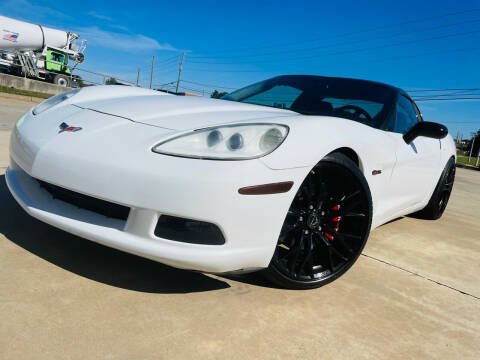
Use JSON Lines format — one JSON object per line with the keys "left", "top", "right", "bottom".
{"left": 266, "top": 153, "right": 372, "bottom": 290}
{"left": 438, "top": 162, "right": 455, "bottom": 214}
{"left": 413, "top": 157, "right": 456, "bottom": 220}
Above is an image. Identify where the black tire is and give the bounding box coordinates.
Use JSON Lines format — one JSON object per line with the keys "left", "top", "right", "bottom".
{"left": 265, "top": 152, "right": 372, "bottom": 290}
{"left": 53, "top": 74, "right": 70, "bottom": 87}
{"left": 412, "top": 157, "right": 455, "bottom": 220}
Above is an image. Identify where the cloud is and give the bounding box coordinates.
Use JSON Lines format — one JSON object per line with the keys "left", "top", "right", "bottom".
{"left": 87, "top": 11, "right": 112, "bottom": 21}
{"left": 0, "top": 0, "right": 71, "bottom": 20}
{"left": 74, "top": 26, "right": 177, "bottom": 52}
{"left": 87, "top": 10, "right": 130, "bottom": 32}
{"left": 108, "top": 24, "right": 129, "bottom": 32}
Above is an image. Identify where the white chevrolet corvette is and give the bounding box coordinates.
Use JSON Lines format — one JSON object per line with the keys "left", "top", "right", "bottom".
{"left": 6, "top": 75, "right": 456, "bottom": 289}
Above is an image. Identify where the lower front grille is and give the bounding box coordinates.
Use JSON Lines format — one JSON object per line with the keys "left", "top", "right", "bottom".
{"left": 37, "top": 179, "right": 130, "bottom": 221}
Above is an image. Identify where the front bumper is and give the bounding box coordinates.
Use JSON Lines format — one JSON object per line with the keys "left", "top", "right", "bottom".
{"left": 7, "top": 109, "right": 309, "bottom": 273}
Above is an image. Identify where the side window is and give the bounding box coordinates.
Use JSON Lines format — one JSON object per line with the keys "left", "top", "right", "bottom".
{"left": 395, "top": 96, "right": 418, "bottom": 134}
{"left": 51, "top": 53, "right": 64, "bottom": 63}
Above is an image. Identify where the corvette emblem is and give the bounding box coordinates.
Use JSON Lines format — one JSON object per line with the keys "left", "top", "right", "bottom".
{"left": 58, "top": 122, "right": 82, "bottom": 133}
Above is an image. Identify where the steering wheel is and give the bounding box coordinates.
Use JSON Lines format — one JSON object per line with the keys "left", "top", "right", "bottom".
{"left": 336, "top": 105, "right": 372, "bottom": 123}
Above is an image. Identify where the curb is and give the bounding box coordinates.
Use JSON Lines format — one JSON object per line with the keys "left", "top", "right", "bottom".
{"left": 455, "top": 163, "right": 480, "bottom": 171}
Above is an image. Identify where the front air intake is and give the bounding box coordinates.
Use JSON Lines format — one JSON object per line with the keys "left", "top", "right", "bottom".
{"left": 37, "top": 179, "right": 130, "bottom": 221}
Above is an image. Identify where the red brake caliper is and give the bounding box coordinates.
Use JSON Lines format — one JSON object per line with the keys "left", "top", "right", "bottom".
{"left": 325, "top": 205, "right": 341, "bottom": 241}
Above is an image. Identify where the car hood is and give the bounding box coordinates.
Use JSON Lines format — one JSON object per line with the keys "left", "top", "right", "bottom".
{"left": 73, "top": 94, "right": 295, "bottom": 131}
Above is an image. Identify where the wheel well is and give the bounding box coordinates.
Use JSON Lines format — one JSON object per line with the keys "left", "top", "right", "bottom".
{"left": 328, "top": 147, "right": 360, "bottom": 168}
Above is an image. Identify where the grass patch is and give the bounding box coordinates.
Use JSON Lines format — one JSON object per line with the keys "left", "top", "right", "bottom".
{"left": 457, "top": 155, "right": 479, "bottom": 168}
{"left": 0, "top": 85, "right": 52, "bottom": 99}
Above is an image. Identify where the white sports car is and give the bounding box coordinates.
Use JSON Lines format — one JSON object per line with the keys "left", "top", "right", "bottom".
{"left": 6, "top": 75, "right": 456, "bottom": 289}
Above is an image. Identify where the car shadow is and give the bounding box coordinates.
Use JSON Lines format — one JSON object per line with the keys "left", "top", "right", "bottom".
{"left": 0, "top": 175, "right": 230, "bottom": 294}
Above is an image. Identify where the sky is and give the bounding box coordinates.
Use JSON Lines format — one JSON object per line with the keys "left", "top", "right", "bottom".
{"left": 1, "top": 0, "right": 479, "bottom": 138}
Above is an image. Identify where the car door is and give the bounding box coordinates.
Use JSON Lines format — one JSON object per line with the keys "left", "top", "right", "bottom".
{"left": 385, "top": 95, "right": 441, "bottom": 216}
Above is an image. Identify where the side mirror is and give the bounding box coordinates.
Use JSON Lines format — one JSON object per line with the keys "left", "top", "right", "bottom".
{"left": 403, "top": 121, "right": 448, "bottom": 144}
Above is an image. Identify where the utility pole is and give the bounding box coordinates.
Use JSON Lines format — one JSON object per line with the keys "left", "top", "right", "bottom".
{"left": 149, "top": 56, "right": 155, "bottom": 89}
{"left": 136, "top": 68, "right": 141, "bottom": 87}
{"left": 468, "top": 136, "right": 475, "bottom": 164}
{"left": 175, "top": 52, "right": 185, "bottom": 93}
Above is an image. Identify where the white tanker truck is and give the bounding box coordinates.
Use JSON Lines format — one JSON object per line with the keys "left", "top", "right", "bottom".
{"left": 0, "top": 15, "right": 86, "bottom": 87}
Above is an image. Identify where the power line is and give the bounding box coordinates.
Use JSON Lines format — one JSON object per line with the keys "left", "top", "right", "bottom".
{"left": 155, "top": 54, "right": 181, "bottom": 64}
{"left": 179, "top": 85, "right": 210, "bottom": 95}
{"left": 414, "top": 97, "right": 480, "bottom": 101}
{"left": 189, "top": 18, "right": 480, "bottom": 61}
{"left": 413, "top": 93, "right": 480, "bottom": 98}
{"left": 155, "top": 63, "right": 181, "bottom": 72}
{"left": 190, "top": 8, "right": 480, "bottom": 56}
{"left": 184, "top": 46, "right": 480, "bottom": 74}
{"left": 156, "top": 59, "right": 181, "bottom": 69}
{"left": 407, "top": 87, "right": 480, "bottom": 92}
{"left": 187, "top": 29, "right": 480, "bottom": 65}
{"left": 153, "top": 81, "right": 177, "bottom": 88}
{"left": 181, "top": 79, "right": 237, "bottom": 89}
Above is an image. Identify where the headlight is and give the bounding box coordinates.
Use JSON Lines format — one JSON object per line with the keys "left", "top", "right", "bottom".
{"left": 32, "top": 88, "right": 81, "bottom": 115}
{"left": 152, "top": 123, "right": 289, "bottom": 160}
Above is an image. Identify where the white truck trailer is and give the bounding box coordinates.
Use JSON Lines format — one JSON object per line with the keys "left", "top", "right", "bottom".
{"left": 0, "top": 15, "right": 86, "bottom": 87}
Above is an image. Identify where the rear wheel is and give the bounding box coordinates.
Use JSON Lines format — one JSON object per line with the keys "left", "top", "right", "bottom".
{"left": 265, "top": 153, "right": 372, "bottom": 290}
{"left": 53, "top": 74, "right": 70, "bottom": 87}
{"left": 413, "top": 158, "right": 455, "bottom": 220}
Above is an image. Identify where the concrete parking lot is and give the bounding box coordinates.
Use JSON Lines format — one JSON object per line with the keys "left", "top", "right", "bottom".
{"left": 1, "top": 96, "right": 479, "bottom": 359}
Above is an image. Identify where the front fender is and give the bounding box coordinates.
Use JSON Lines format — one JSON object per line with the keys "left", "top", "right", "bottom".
{"left": 260, "top": 116, "right": 397, "bottom": 219}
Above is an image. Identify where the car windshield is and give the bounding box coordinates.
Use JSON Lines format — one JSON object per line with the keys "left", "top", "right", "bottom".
{"left": 222, "top": 75, "right": 397, "bottom": 129}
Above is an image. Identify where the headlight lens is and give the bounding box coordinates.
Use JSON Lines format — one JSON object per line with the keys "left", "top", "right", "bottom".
{"left": 32, "top": 88, "right": 81, "bottom": 115}
{"left": 153, "top": 124, "right": 289, "bottom": 160}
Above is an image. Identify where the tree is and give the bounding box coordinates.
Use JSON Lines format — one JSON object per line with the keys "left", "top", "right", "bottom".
{"left": 105, "top": 77, "right": 117, "bottom": 85}
{"left": 211, "top": 90, "right": 228, "bottom": 99}
{"left": 471, "top": 129, "right": 480, "bottom": 157}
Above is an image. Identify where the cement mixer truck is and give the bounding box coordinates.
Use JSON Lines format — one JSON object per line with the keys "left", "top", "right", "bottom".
{"left": 0, "top": 15, "right": 86, "bottom": 87}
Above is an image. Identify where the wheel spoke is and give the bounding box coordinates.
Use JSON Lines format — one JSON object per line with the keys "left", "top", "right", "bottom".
{"left": 343, "top": 212, "right": 366, "bottom": 218}
{"left": 342, "top": 190, "right": 360, "bottom": 204}
{"left": 336, "top": 232, "right": 361, "bottom": 241}
{"left": 327, "top": 247, "right": 335, "bottom": 272}
{"left": 314, "top": 181, "right": 328, "bottom": 209}
{"left": 299, "top": 233, "right": 314, "bottom": 279}
{"left": 287, "top": 232, "right": 304, "bottom": 277}
{"left": 279, "top": 226, "right": 298, "bottom": 248}
{"left": 334, "top": 236, "right": 354, "bottom": 254}
{"left": 316, "top": 230, "right": 351, "bottom": 260}
{"left": 316, "top": 231, "right": 331, "bottom": 247}
{"left": 330, "top": 246, "right": 349, "bottom": 262}
{"left": 287, "top": 208, "right": 304, "bottom": 218}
